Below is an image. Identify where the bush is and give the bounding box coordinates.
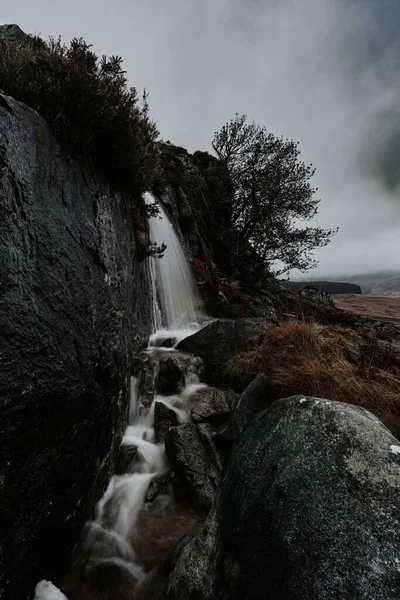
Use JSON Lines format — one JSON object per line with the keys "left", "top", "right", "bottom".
{"left": 0, "top": 34, "right": 159, "bottom": 194}
{"left": 229, "top": 321, "right": 400, "bottom": 438}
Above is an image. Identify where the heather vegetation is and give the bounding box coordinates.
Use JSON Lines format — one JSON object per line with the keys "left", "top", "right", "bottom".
{"left": 0, "top": 33, "right": 159, "bottom": 195}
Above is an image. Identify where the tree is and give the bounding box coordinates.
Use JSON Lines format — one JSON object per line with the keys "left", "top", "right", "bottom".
{"left": 212, "top": 114, "right": 337, "bottom": 274}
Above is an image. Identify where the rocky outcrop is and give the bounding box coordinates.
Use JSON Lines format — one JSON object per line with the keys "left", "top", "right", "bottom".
{"left": 154, "top": 401, "right": 180, "bottom": 442}
{"left": 177, "top": 319, "right": 264, "bottom": 388}
{"left": 166, "top": 396, "right": 400, "bottom": 600}
{"left": 0, "top": 24, "right": 28, "bottom": 42}
{"left": 154, "top": 145, "right": 217, "bottom": 263}
{"left": 217, "top": 374, "right": 271, "bottom": 442}
{"left": 190, "top": 387, "right": 233, "bottom": 426}
{"left": 0, "top": 92, "right": 152, "bottom": 597}
{"left": 165, "top": 423, "right": 223, "bottom": 513}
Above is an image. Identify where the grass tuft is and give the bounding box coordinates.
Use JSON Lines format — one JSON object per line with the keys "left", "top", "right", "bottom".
{"left": 229, "top": 321, "right": 400, "bottom": 438}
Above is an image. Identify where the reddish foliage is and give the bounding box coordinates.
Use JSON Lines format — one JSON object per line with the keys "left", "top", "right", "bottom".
{"left": 192, "top": 259, "right": 251, "bottom": 315}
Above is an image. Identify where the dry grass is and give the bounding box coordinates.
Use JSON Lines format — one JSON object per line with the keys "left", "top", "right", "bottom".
{"left": 229, "top": 321, "right": 400, "bottom": 439}
{"left": 333, "top": 294, "right": 400, "bottom": 323}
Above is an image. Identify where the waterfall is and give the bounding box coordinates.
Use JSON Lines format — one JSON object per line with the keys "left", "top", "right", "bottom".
{"left": 149, "top": 253, "right": 163, "bottom": 332}
{"left": 145, "top": 192, "right": 202, "bottom": 331}
{"left": 34, "top": 192, "right": 208, "bottom": 599}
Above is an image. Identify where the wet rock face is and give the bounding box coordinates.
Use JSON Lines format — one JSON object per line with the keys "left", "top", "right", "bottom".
{"left": 166, "top": 397, "right": 400, "bottom": 600}
{"left": 154, "top": 401, "right": 180, "bottom": 443}
{"left": 177, "top": 318, "right": 264, "bottom": 389}
{"left": 158, "top": 357, "right": 186, "bottom": 395}
{"left": 0, "top": 92, "right": 152, "bottom": 597}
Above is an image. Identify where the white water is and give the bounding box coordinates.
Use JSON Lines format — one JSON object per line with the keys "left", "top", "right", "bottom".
{"left": 145, "top": 191, "right": 202, "bottom": 331}
{"left": 149, "top": 253, "right": 163, "bottom": 332}
{"left": 77, "top": 362, "right": 202, "bottom": 594}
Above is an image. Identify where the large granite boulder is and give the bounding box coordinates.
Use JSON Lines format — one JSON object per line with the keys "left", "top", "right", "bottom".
{"left": 0, "top": 91, "right": 151, "bottom": 597}
{"left": 166, "top": 396, "right": 400, "bottom": 600}
{"left": 177, "top": 319, "right": 263, "bottom": 388}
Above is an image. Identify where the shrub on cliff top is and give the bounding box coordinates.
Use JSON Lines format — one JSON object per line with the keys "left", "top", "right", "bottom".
{"left": 0, "top": 34, "right": 159, "bottom": 194}
{"left": 229, "top": 320, "right": 400, "bottom": 438}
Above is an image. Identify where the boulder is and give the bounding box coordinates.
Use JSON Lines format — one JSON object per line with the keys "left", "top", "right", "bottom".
{"left": 154, "top": 401, "right": 180, "bottom": 443}
{"left": 146, "top": 470, "right": 173, "bottom": 502}
{"left": 157, "top": 353, "right": 203, "bottom": 396}
{"left": 165, "top": 423, "right": 222, "bottom": 513}
{"left": 158, "top": 357, "right": 185, "bottom": 395}
{"left": 217, "top": 374, "right": 272, "bottom": 442}
{"left": 115, "top": 444, "right": 137, "bottom": 475}
{"left": 177, "top": 319, "right": 264, "bottom": 388}
{"left": 166, "top": 396, "right": 400, "bottom": 600}
{"left": 164, "top": 533, "right": 193, "bottom": 574}
{"left": 190, "top": 387, "right": 232, "bottom": 426}
{"left": 153, "top": 337, "right": 176, "bottom": 348}
{"left": 137, "top": 358, "right": 160, "bottom": 410}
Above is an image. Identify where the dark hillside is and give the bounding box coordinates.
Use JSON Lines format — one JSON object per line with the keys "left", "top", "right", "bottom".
{"left": 281, "top": 280, "right": 362, "bottom": 295}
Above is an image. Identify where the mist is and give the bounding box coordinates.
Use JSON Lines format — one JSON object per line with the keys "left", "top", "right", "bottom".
{"left": 2, "top": 0, "right": 400, "bottom": 277}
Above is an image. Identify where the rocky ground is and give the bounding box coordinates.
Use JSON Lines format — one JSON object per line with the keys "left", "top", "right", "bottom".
{"left": 130, "top": 316, "right": 400, "bottom": 599}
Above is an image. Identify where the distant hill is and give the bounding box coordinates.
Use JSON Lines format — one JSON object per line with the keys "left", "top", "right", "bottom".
{"left": 370, "top": 276, "right": 400, "bottom": 297}
{"left": 318, "top": 271, "right": 400, "bottom": 296}
{"left": 281, "top": 280, "right": 362, "bottom": 295}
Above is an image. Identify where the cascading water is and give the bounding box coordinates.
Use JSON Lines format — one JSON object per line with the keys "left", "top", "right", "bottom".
{"left": 36, "top": 192, "right": 207, "bottom": 599}
{"left": 145, "top": 192, "right": 202, "bottom": 332}
{"left": 148, "top": 254, "right": 163, "bottom": 333}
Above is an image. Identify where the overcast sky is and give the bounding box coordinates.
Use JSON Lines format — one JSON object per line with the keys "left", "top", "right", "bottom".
{"left": 2, "top": 0, "right": 400, "bottom": 277}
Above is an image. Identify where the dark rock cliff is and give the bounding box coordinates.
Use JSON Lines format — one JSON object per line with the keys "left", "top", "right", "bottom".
{"left": 154, "top": 143, "right": 280, "bottom": 319}
{"left": 0, "top": 92, "right": 152, "bottom": 598}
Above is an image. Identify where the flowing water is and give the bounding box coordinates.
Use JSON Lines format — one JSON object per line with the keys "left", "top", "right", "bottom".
{"left": 35, "top": 195, "right": 206, "bottom": 599}
{"left": 58, "top": 362, "right": 203, "bottom": 600}
{"left": 145, "top": 192, "right": 202, "bottom": 331}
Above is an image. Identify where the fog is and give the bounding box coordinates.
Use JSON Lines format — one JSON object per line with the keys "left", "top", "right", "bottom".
{"left": 2, "top": 0, "right": 400, "bottom": 277}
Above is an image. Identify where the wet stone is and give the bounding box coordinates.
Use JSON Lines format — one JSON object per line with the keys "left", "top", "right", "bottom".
{"left": 115, "top": 445, "right": 138, "bottom": 475}
{"left": 190, "top": 387, "right": 232, "bottom": 427}
{"left": 152, "top": 336, "right": 177, "bottom": 348}
{"left": 154, "top": 401, "right": 180, "bottom": 443}
{"left": 138, "top": 358, "right": 160, "bottom": 409}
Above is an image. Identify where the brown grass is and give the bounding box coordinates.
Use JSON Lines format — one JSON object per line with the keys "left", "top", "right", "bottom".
{"left": 333, "top": 294, "right": 400, "bottom": 323}
{"left": 229, "top": 321, "right": 400, "bottom": 438}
